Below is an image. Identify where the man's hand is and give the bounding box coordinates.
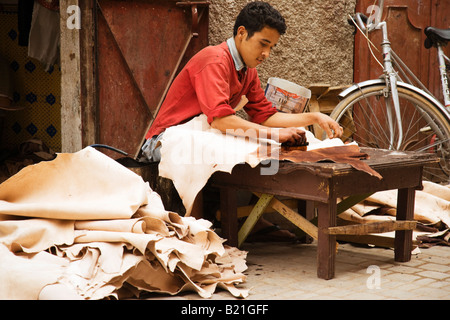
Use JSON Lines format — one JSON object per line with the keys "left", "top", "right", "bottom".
{"left": 276, "top": 127, "right": 307, "bottom": 145}
{"left": 315, "top": 113, "right": 343, "bottom": 139}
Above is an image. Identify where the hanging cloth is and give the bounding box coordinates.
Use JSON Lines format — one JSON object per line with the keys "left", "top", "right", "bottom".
{"left": 28, "top": 1, "right": 60, "bottom": 71}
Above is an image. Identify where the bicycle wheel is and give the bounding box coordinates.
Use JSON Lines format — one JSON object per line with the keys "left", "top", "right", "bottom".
{"left": 330, "top": 83, "right": 450, "bottom": 184}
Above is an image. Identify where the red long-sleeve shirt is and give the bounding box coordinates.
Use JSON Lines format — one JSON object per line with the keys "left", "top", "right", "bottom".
{"left": 145, "top": 41, "right": 277, "bottom": 139}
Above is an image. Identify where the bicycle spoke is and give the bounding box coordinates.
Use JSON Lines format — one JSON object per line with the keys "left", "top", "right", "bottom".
{"left": 415, "top": 135, "right": 450, "bottom": 153}
{"left": 352, "top": 94, "right": 393, "bottom": 148}
{"left": 331, "top": 84, "right": 450, "bottom": 183}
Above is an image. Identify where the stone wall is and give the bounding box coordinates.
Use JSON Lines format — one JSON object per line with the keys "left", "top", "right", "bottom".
{"left": 208, "top": 0, "right": 356, "bottom": 89}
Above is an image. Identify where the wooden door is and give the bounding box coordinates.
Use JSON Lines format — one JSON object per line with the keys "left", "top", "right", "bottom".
{"left": 354, "top": 0, "right": 449, "bottom": 102}
{"left": 95, "top": 0, "right": 209, "bottom": 158}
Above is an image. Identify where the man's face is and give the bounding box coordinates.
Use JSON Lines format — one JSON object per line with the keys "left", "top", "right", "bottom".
{"left": 235, "top": 26, "right": 280, "bottom": 68}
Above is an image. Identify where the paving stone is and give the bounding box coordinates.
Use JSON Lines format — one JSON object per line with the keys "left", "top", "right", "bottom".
{"left": 342, "top": 291, "right": 386, "bottom": 300}
{"left": 413, "top": 278, "right": 437, "bottom": 287}
{"left": 409, "top": 286, "right": 448, "bottom": 299}
{"left": 428, "top": 280, "right": 449, "bottom": 289}
{"left": 394, "top": 282, "right": 423, "bottom": 292}
{"left": 417, "top": 270, "right": 450, "bottom": 280}
{"left": 418, "top": 255, "right": 450, "bottom": 266}
{"left": 383, "top": 272, "right": 422, "bottom": 283}
{"left": 386, "top": 265, "right": 421, "bottom": 274}
{"left": 397, "top": 258, "right": 427, "bottom": 268}
{"left": 418, "top": 262, "right": 450, "bottom": 273}
{"left": 380, "top": 288, "right": 421, "bottom": 299}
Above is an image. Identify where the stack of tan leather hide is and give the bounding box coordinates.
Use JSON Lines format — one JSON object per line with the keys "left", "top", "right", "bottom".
{"left": 0, "top": 147, "right": 248, "bottom": 300}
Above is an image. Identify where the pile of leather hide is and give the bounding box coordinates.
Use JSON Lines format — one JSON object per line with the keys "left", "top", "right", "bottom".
{"left": 0, "top": 147, "right": 248, "bottom": 300}
{"left": 338, "top": 181, "right": 450, "bottom": 247}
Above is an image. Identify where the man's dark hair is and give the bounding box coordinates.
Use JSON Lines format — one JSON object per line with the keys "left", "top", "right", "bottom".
{"left": 233, "top": 1, "right": 286, "bottom": 38}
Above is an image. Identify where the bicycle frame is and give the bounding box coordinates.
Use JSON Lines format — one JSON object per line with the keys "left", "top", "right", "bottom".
{"left": 364, "top": 15, "right": 404, "bottom": 149}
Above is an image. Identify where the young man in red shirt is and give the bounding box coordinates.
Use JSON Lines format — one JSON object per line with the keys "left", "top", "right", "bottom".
{"left": 141, "top": 1, "right": 342, "bottom": 162}
{"left": 141, "top": 1, "right": 342, "bottom": 241}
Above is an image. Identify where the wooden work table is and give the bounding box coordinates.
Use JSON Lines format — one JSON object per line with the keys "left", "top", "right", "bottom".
{"left": 210, "top": 148, "right": 439, "bottom": 280}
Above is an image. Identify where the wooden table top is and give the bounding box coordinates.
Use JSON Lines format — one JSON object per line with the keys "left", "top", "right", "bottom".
{"left": 276, "top": 147, "right": 439, "bottom": 176}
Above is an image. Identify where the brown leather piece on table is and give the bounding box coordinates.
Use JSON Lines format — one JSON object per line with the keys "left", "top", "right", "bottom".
{"left": 279, "top": 144, "right": 383, "bottom": 179}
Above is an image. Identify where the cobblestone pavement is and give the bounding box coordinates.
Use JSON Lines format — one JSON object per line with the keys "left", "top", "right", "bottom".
{"left": 239, "top": 241, "right": 450, "bottom": 300}
{"left": 152, "top": 240, "right": 450, "bottom": 301}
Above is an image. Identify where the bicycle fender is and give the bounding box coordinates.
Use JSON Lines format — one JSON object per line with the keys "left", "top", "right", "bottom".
{"left": 337, "top": 79, "right": 385, "bottom": 99}
{"left": 338, "top": 79, "right": 450, "bottom": 119}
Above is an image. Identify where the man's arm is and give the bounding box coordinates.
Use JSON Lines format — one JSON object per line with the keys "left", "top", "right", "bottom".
{"left": 211, "top": 111, "right": 342, "bottom": 144}
{"left": 262, "top": 112, "right": 343, "bottom": 139}
{"left": 211, "top": 114, "right": 308, "bottom": 145}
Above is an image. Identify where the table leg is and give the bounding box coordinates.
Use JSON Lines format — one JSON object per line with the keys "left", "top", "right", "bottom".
{"left": 317, "top": 199, "right": 337, "bottom": 280}
{"left": 394, "top": 187, "right": 415, "bottom": 262}
{"left": 238, "top": 194, "right": 274, "bottom": 247}
{"left": 298, "top": 200, "right": 315, "bottom": 221}
{"left": 219, "top": 187, "right": 238, "bottom": 247}
{"left": 298, "top": 200, "right": 316, "bottom": 243}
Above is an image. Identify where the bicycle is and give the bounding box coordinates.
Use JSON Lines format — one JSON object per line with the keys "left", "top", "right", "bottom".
{"left": 329, "top": 1, "right": 450, "bottom": 184}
